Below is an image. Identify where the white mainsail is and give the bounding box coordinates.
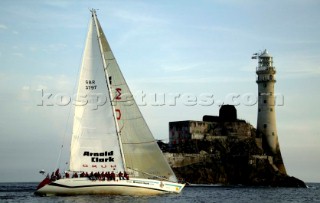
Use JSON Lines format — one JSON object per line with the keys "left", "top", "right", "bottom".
{"left": 69, "top": 15, "right": 124, "bottom": 173}
{"left": 98, "top": 17, "right": 177, "bottom": 181}
{"left": 95, "top": 16, "right": 178, "bottom": 182}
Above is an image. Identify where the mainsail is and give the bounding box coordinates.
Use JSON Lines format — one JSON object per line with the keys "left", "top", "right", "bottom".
{"left": 70, "top": 10, "right": 177, "bottom": 182}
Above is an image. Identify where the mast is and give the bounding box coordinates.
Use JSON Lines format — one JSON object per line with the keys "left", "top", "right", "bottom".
{"left": 91, "top": 9, "right": 127, "bottom": 170}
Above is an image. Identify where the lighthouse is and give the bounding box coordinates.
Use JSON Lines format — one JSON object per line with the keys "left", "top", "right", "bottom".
{"left": 254, "top": 49, "right": 286, "bottom": 174}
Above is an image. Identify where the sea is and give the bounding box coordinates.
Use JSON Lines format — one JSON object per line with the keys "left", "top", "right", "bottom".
{"left": 0, "top": 182, "right": 319, "bottom": 203}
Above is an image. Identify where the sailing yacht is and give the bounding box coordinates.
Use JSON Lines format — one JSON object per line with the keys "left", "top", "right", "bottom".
{"left": 35, "top": 9, "right": 185, "bottom": 196}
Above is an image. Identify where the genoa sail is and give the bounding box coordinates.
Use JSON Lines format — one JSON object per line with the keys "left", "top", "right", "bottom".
{"left": 69, "top": 16, "right": 124, "bottom": 173}
{"left": 95, "top": 18, "right": 178, "bottom": 182}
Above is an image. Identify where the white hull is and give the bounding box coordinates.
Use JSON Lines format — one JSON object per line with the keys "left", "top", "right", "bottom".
{"left": 35, "top": 177, "right": 185, "bottom": 196}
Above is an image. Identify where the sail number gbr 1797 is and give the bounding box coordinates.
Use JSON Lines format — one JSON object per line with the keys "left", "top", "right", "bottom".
{"left": 85, "top": 80, "right": 97, "bottom": 90}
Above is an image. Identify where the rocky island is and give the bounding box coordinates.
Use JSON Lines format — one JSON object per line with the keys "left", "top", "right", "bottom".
{"left": 159, "top": 105, "right": 305, "bottom": 187}
{"left": 158, "top": 50, "right": 306, "bottom": 187}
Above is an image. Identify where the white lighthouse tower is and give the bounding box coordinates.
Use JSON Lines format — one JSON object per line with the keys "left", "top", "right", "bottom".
{"left": 254, "top": 49, "right": 286, "bottom": 174}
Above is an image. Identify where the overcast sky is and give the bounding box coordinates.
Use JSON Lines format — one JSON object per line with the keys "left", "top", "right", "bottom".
{"left": 0, "top": 0, "right": 319, "bottom": 183}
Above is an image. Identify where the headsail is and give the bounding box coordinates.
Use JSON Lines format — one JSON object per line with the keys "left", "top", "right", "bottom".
{"left": 69, "top": 13, "right": 124, "bottom": 173}
{"left": 94, "top": 13, "right": 178, "bottom": 182}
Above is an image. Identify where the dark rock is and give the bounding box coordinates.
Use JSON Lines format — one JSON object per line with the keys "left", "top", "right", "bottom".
{"left": 162, "top": 120, "right": 306, "bottom": 188}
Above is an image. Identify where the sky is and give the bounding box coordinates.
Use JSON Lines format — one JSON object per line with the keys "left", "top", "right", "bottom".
{"left": 0, "top": 0, "right": 319, "bottom": 183}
